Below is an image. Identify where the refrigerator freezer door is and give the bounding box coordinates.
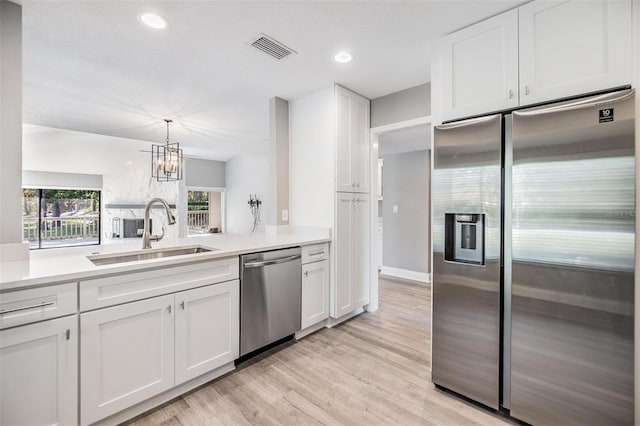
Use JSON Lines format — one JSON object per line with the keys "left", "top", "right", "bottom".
{"left": 433, "top": 114, "right": 502, "bottom": 409}
{"left": 510, "top": 89, "right": 635, "bottom": 425}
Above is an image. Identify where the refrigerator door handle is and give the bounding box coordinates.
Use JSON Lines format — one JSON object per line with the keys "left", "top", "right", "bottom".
{"left": 436, "top": 113, "right": 501, "bottom": 130}
{"left": 514, "top": 89, "right": 634, "bottom": 117}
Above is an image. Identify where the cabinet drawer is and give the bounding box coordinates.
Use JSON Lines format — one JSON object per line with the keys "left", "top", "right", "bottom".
{"left": 80, "top": 257, "right": 239, "bottom": 311}
{"left": 0, "top": 283, "right": 77, "bottom": 330}
{"left": 301, "top": 243, "right": 329, "bottom": 264}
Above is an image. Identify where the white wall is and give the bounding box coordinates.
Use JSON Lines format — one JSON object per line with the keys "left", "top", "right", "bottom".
{"left": 269, "top": 96, "right": 290, "bottom": 226}
{"left": 23, "top": 170, "right": 102, "bottom": 190}
{"left": 289, "top": 88, "right": 335, "bottom": 228}
{"left": 371, "top": 83, "right": 431, "bottom": 128}
{"left": 381, "top": 150, "right": 430, "bottom": 274}
{"left": 185, "top": 158, "right": 225, "bottom": 188}
{"left": 0, "top": 1, "right": 24, "bottom": 249}
{"left": 225, "top": 154, "right": 269, "bottom": 234}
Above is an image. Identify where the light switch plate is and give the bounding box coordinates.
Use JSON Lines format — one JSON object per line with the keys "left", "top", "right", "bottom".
{"left": 393, "top": 205, "right": 399, "bottom": 214}
{"left": 282, "top": 209, "right": 289, "bottom": 221}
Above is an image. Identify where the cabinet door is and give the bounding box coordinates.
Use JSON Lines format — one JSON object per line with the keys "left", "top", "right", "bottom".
{"left": 301, "top": 260, "right": 329, "bottom": 329}
{"left": 333, "top": 193, "right": 354, "bottom": 317}
{"left": 0, "top": 316, "right": 77, "bottom": 426}
{"left": 335, "top": 86, "right": 354, "bottom": 192}
{"left": 175, "top": 280, "right": 239, "bottom": 385}
{"left": 81, "top": 295, "right": 174, "bottom": 425}
{"left": 440, "top": 9, "right": 519, "bottom": 120}
{"left": 353, "top": 194, "right": 371, "bottom": 308}
{"left": 352, "top": 92, "right": 371, "bottom": 193}
{"left": 518, "top": 0, "right": 631, "bottom": 106}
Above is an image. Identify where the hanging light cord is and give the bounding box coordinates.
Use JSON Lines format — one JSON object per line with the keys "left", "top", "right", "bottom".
{"left": 164, "top": 119, "right": 172, "bottom": 145}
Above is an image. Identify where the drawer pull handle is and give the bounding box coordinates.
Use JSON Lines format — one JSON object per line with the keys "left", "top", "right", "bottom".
{"left": 66, "top": 329, "right": 70, "bottom": 340}
{"left": 167, "top": 305, "right": 172, "bottom": 314}
{"left": 304, "top": 271, "right": 309, "bottom": 277}
{"left": 0, "top": 301, "right": 55, "bottom": 315}
{"left": 180, "top": 301, "right": 185, "bottom": 310}
{"left": 309, "top": 250, "right": 325, "bottom": 256}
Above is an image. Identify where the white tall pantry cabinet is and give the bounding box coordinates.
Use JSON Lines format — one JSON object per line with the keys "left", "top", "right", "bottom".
{"left": 290, "top": 84, "right": 371, "bottom": 320}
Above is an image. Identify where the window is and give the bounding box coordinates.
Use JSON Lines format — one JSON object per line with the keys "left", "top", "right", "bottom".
{"left": 187, "top": 190, "right": 223, "bottom": 235}
{"left": 23, "top": 189, "right": 101, "bottom": 249}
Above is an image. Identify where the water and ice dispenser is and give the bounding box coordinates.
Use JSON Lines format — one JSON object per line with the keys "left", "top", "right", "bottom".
{"left": 444, "top": 213, "right": 485, "bottom": 265}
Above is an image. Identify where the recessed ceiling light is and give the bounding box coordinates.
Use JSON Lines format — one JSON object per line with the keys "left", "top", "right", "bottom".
{"left": 138, "top": 12, "right": 167, "bottom": 30}
{"left": 334, "top": 52, "right": 353, "bottom": 64}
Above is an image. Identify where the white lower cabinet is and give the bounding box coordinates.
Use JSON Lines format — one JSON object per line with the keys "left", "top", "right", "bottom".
{"left": 301, "top": 260, "right": 329, "bottom": 330}
{"left": 80, "top": 280, "right": 240, "bottom": 425}
{"left": 333, "top": 193, "right": 371, "bottom": 318}
{"left": 175, "top": 280, "right": 239, "bottom": 385}
{"left": 81, "top": 294, "right": 175, "bottom": 425}
{"left": 334, "top": 193, "right": 355, "bottom": 317}
{"left": 0, "top": 315, "right": 78, "bottom": 426}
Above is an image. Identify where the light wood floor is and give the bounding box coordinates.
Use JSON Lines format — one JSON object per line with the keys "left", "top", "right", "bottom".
{"left": 128, "top": 278, "right": 512, "bottom": 426}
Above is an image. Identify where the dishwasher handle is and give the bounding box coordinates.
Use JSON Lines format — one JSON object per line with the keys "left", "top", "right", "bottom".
{"left": 243, "top": 254, "right": 301, "bottom": 268}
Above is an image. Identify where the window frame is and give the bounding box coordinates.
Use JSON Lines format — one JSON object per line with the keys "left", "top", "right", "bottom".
{"left": 24, "top": 188, "right": 102, "bottom": 250}
{"left": 187, "top": 186, "right": 226, "bottom": 235}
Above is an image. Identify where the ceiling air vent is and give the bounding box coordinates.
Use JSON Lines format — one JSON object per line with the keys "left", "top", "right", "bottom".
{"left": 249, "top": 33, "right": 297, "bottom": 61}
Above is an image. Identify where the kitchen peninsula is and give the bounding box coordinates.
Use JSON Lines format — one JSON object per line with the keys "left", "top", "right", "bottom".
{"left": 0, "top": 228, "right": 331, "bottom": 426}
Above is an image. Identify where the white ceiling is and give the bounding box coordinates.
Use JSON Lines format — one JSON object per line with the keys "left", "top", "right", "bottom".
{"left": 378, "top": 124, "right": 431, "bottom": 156}
{"left": 22, "top": 0, "right": 525, "bottom": 161}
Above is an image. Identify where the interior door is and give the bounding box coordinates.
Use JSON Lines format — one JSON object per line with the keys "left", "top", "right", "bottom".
{"left": 510, "top": 89, "right": 635, "bottom": 425}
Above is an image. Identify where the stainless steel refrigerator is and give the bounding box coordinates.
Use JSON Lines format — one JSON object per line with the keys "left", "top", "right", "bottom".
{"left": 432, "top": 89, "right": 635, "bottom": 425}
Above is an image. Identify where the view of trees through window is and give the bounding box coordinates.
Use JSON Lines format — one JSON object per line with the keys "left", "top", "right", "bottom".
{"left": 23, "top": 188, "right": 101, "bottom": 249}
{"left": 187, "top": 190, "right": 223, "bottom": 234}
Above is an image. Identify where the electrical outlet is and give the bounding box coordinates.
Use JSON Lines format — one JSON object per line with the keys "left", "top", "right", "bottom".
{"left": 282, "top": 209, "right": 289, "bottom": 222}
{"left": 393, "top": 205, "right": 399, "bottom": 214}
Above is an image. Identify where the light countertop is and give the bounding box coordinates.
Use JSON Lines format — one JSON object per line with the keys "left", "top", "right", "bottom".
{"left": 0, "top": 228, "right": 330, "bottom": 291}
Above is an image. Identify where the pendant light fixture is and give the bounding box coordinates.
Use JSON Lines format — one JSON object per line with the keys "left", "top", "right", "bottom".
{"left": 152, "top": 119, "right": 183, "bottom": 182}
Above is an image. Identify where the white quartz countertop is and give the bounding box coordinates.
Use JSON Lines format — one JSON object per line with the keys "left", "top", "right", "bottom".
{"left": 0, "top": 229, "right": 330, "bottom": 291}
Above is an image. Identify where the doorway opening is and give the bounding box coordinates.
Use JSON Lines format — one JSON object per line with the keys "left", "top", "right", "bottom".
{"left": 369, "top": 116, "right": 432, "bottom": 309}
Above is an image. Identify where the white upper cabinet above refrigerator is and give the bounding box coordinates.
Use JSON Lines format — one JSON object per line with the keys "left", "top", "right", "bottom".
{"left": 518, "top": 0, "right": 632, "bottom": 105}
{"left": 440, "top": 9, "right": 519, "bottom": 121}
{"left": 439, "top": 0, "right": 632, "bottom": 121}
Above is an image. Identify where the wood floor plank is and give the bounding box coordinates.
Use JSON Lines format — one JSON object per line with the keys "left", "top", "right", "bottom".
{"left": 127, "top": 278, "right": 512, "bottom": 426}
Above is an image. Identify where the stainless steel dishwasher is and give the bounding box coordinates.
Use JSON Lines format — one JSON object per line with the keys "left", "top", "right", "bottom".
{"left": 240, "top": 247, "right": 301, "bottom": 357}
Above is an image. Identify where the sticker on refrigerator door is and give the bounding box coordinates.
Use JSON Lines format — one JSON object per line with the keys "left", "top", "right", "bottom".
{"left": 599, "top": 108, "right": 614, "bottom": 123}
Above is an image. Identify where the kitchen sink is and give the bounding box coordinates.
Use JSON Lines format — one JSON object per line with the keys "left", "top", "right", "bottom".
{"left": 87, "top": 246, "right": 216, "bottom": 266}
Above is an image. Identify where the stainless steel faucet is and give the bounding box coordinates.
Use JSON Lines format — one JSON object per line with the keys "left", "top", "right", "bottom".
{"left": 142, "top": 198, "right": 176, "bottom": 249}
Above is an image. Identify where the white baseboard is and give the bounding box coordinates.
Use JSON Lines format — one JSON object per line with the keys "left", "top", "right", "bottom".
{"left": 380, "top": 266, "right": 430, "bottom": 285}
